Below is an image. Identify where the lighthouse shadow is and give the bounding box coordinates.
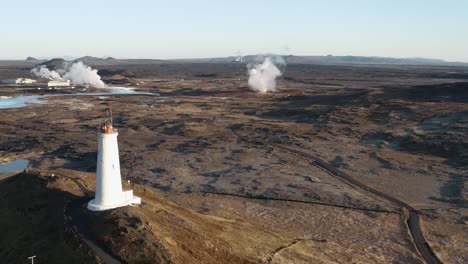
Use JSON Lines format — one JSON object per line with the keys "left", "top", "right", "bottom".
{"left": 0, "top": 172, "right": 101, "bottom": 263}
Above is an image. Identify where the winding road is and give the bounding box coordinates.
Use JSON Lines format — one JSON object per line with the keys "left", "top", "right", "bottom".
{"left": 230, "top": 128, "right": 442, "bottom": 264}
{"left": 35, "top": 170, "right": 122, "bottom": 264}
{"left": 272, "top": 144, "right": 441, "bottom": 264}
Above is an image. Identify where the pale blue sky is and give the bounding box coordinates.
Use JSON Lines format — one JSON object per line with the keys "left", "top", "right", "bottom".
{"left": 2, "top": 0, "right": 467, "bottom": 61}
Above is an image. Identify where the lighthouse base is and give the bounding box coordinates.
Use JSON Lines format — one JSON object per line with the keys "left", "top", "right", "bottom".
{"left": 87, "top": 190, "right": 141, "bottom": 211}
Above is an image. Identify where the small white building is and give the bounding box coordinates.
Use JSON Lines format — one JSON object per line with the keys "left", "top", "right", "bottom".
{"left": 88, "top": 110, "right": 141, "bottom": 211}
{"left": 2, "top": 78, "right": 36, "bottom": 84}
{"left": 47, "top": 80, "right": 71, "bottom": 87}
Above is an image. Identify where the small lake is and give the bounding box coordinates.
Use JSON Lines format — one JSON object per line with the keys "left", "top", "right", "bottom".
{"left": 0, "top": 87, "right": 159, "bottom": 109}
{"left": 0, "top": 96, "right": 41, "bottom": 109}
{"left": 0, "top": 159, "right": 30, "bottom": 173}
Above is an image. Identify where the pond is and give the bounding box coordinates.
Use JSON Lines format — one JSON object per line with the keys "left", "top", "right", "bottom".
{"left": 0, "top": 159, "right": 30, "bottom": 174}
{"left": 0, "top": 96, "right": 41, "bottom": 109}
{"left": 0, "top": 87, "right": 159, "bottom": 109}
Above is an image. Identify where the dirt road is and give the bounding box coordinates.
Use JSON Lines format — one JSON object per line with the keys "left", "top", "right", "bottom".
{"left": 35, "top": 170, "right": 122, "bottom": 264}
{"left": 271, "top": 144, "right": 442, "bottom": 264}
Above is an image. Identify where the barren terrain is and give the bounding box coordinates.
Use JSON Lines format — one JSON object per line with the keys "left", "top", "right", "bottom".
{"left": 0, "top": 60, "right": 467, "bottom": 263}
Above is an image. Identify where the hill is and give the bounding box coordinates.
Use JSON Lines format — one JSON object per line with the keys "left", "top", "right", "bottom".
{"left": 172, "top": 54, "right": 468, "bottom": 66}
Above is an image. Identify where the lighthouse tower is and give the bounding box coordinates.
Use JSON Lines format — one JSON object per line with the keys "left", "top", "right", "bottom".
{"left": 87, "top": 110, "right": 141, "bottom": 211}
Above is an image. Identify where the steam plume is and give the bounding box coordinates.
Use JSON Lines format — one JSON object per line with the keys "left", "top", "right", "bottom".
{"left": 31, "top": 61, "right": 105, "bottom": 88}
{"left": 247, "top": 57, "right": 283, "bottom": 93}
{"left": 31, "top": 66, "right": 63, "bottom": 81}
{"left": 62, "top": 62, "right": 105, "bottom": 88}
{"left": 235, "top": 50, "right": 244, "bottom": 62}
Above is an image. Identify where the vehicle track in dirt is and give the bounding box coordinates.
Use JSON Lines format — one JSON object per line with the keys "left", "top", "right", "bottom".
{"left": 271, "top": 144, "right": 441, "bottom": 264}
{"left": 230, "top": 128, "right": 441, "bottom": 264}
{"left": 35, "top": 170, "right": 122, "bottom": 264}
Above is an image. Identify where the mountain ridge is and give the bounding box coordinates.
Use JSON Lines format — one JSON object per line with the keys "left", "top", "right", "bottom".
{"left": 17, "top": 55, "right": 468, "bottom": 66}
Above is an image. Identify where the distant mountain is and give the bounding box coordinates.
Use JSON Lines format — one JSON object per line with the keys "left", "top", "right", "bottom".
{"left": 172, "top": 55, "right": 468, "bottom": 66}
{"left": 40, "top": 58, "right": 66, "bottom": 70}
{"left": 25, "top": 57, "right": 40, "bottom": 62}
{"left": 15, "top": 54, "right": 468, "bottom": 67}
{"left": 283, "top": 55, "right": 468, "bottom": 66}
{"left": 72, "top": 56, "right": 161, "bottom": 66}
{"left": 73, "top": 56, "right": 111, "bottom": 64}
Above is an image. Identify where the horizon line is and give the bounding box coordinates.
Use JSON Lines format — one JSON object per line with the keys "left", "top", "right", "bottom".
{"left": 1, "top": 54, "right": 468, "bottom": 64}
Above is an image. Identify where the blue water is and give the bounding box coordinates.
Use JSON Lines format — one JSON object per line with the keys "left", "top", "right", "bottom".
{"left": 0, "top": 96, "right": 40, "bottom": 109}
{"left": 0, "top": 159, "right": 30, "bottom": 173}
{"left": 0, "top": 88, "right": 159, "bottom": 109}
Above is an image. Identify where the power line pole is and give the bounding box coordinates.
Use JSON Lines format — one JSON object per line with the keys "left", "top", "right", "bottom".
{"left": 28, "top": 256, "right": 36, "bottom": 264}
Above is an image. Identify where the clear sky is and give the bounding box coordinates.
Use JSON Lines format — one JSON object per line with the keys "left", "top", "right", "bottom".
{"left": 2, "top": 0, "right": 467, "bottom": 61}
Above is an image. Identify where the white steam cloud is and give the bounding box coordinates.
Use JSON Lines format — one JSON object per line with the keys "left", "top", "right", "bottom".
{"left": 31, "top": 66, "right": 63, "bottom": 81}
{"left": 247, "top": 57, "right": 284, "bottom": 93}
{"left": 62, "top": 62, "right": 105, "bottom": 88}
{"left": 31, "top": 62, "right": 105, "bottom": 88}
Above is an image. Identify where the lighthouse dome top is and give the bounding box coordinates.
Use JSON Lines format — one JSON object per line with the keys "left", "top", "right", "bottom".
{"left": 98, "top": 108, "right": 117, "bottom": 134}
{"left": 99, "top": 123, "right": 117, "bottom": 134}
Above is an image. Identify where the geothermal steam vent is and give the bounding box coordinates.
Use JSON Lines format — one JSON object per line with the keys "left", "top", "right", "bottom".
{"left": 88, "top": 110, "right": 141, "bottom": 211}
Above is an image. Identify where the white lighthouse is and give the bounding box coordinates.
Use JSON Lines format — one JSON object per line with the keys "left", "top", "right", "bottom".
{"left": 87, "top": 110, "right": 141, "bottom": 211}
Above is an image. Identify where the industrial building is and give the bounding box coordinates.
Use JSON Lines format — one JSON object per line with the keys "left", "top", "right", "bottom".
{"left": 88, "top": 110, "right": 141, "bottom": 211}
{"left": 47, "top": 80, "right": 71, "bottom": 87}
{"left": 1, "top": 78, "right": 36, "bottom": 84}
